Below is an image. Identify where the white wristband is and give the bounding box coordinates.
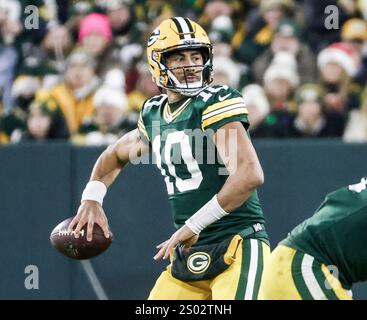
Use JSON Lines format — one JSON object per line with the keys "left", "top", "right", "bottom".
{"left": 81, "top": 181, "right": 107, "bottom": 205}
{"left": 185, "top": 194, "right": 228, "bottom": 235}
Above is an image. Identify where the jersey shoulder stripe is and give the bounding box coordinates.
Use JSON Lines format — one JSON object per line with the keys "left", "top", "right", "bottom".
{"left": 200, "top": 86, "right": 248, "bottom": 131}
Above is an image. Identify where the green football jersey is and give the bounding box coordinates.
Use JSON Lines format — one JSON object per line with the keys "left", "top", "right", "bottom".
{"left": 138, "top": 85, "right": 268, "bottom": 245}
{"left": 281, "top": 177, "right": 367, "bottom": 288}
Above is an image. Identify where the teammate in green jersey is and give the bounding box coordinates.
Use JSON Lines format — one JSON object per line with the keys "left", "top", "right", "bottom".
{"left": 259, "top": 177, "right": 367, "bottom": 300}
{"left": 68, "top": 17, "right": 270, "bottom": 300}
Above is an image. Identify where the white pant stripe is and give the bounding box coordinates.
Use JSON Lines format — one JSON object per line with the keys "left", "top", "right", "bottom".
{"left": 244, "top": 239, "right": 259, "bottom": 300}
{"left": 301, "top": 254, "right": 327, "bottom": 300}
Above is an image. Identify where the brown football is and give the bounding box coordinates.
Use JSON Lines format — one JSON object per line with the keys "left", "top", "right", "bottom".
{"left": 50, "top": 217, "right": 113, "bottom": 260}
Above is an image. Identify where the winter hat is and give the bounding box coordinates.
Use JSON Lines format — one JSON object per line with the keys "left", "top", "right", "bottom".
{"left": 242, "top": 84, "right": 270, "bottom": 117}
{"left": 209, "top": 15, "right": 234, "bottom": 43}
{"left": 263, "top": 51, "right": 300, "bottom": 87}
{"left": 317, "top": 42, "right": 358, "bottom": 77}
{"left": 104, "top": 69, "right": 126, "bottom": 91}
{"left": 213, "top": 56, "right": 240, "bottom": 88}
{"left": 295, "top": 83, "right": 324, "bottom": 106}
{"left": 341, "top": 18, "right": 367, "bottom": 42}
{"left": 260, "top": 0, "right": 294, "bottom": 13}
{"left": 65, "top": 49, "right": 96, "bottom": 70}
{"left": 93, "top": 86, "right": 128, "bottom": 111}
{"left": 274, "top": 18, "right": 302, "bottom": 40}
{"left": 11, "top": 76, "right": 41, "bottom": 98}
{"left": 78, "top": 13, "right": 112, "bottom": 42}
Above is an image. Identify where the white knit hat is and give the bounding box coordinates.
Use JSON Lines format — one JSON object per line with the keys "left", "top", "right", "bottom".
{"left": 242, "top": 84, "right": 270, "bottom": 117}
{"left": 93, "top": 86, "right": 128, "bottom": 110}
{"left": 263, "top": 51, "right": 299, "bottom": 87}
{"left": 213, "top": 56, "right": 240, "bottom": 88}
{"left": 317, "top": 42, "right": 358, "bottom": 76}
{"left": 11, "top": 76, "right": 41, "bottom": 98}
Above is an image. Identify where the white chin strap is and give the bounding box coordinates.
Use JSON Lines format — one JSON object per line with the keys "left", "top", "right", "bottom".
{"left": 166, "top": 69, "right": 207, "bottom": 96}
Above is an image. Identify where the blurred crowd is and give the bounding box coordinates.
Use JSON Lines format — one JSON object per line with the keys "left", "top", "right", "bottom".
{"left": 1, "top": 0, "right": 367, "bottom": 145}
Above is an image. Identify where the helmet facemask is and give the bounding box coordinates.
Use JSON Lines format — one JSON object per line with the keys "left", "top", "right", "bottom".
{"left": 158, "top": 45, "right": 213, "bottom": 96}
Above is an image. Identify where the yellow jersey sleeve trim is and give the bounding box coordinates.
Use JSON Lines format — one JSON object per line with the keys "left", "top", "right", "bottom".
{"left": 202, "top": 97, "right": 244, "bottom": 116}
{"left": 201, "top": 107, "right": 248, "bottom": 130}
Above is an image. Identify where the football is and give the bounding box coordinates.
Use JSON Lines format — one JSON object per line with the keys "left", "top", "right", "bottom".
{"left": 50, "top": 217, "right": 113, "bottom": 260}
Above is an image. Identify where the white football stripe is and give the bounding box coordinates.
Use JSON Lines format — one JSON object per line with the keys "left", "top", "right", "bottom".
{"left": 301, "top": 254, "right": 327, "bottom": 300}
{"left": 244, "top": 239, "right": 259, "bottom": 300}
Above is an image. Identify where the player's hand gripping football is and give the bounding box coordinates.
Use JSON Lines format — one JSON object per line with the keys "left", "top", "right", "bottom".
{"left": 154, "top": 225, "right": 198, "bottom": 260}
{"left": 68, "top": 200, "right": 110, "bottom": 242}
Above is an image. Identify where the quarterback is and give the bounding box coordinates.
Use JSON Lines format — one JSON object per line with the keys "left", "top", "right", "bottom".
{"left": 259, "top": 177, "right": 367, "bottom": 300}
{"left": 69, "top": 17, "right": 270, "bottom": 300}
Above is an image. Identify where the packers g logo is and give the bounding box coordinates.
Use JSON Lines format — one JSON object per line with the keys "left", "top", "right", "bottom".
{"left": 187, "top": 252, "right": 211, "bottom": 274}
{"left": 147, "top": 28, "right": 160, "bottom": 47}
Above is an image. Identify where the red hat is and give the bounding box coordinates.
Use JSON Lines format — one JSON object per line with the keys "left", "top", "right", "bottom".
{"left": 78, "top": 13, "right": 112, "bottom": 42}
{"left": 317, "top": 42, "right": 358, "bottom": 76}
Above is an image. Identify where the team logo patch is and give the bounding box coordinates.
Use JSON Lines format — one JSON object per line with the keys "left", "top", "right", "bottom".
{"left": 147, "top": 28, "right": 160, "bottom": 47}
{"left": 187, "top": 252, "right": 211, "bottom": 274}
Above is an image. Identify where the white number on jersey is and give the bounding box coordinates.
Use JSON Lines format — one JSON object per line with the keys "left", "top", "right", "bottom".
{"left": 152, "top": 131, "right": 203, "bottom": 195}
{"left": 348, "top": 177, "right": 367, "bottom": 193}
{"left": 198, "top": 85, "right": 228, "bottom": 102}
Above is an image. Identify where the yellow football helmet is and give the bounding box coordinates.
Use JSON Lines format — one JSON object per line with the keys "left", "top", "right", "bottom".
{"left": 147, "top": 17, "right": 213, "bottom": 96}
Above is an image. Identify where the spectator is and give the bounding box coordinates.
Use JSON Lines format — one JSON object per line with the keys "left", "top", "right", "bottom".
{"left": 241, "top": 84, "right": 270, "bottom": 134}
{"left": 76, "top": 84, "right": 130, "bottom": 145}
{"left": 0, "top": 75, "right": 41, "bottom": 143}
{"left": 209, "top": 14, "right": 234, "bottom": 45}
{"left": 106, "top": 0, "right": 144, "bottom": 81}
{"left": 234, "top": 0, "right": 294, "bottom": 65}
{"left": 127, "top": 62, "right": 160, "bottom": 113}
{"left": 16, "top": 100, "right": 68, "bottom": 142}
{"left": 199, "top": 0, "right": 234, "bottom": 30}
{"left": 41, "top": 25, "right": 73, "bottom": 72}
{"left": 341, "top": 18, "right": 367, "bottom": 86}
{"left": 209, "top": 15, "right": 253, "bottom": 88}
{"left": 253, "top": 18, "right": 317, "bottom": 85}
{"left": 212, "top": 56, "right": 240, "bottom": 89}
{"left": 343, "top": 88, "right": 367, "bottom": 142}
{"left": 317, "top": 42, "right": 360, "bottom": 115}
{"left": 290, "top": 83, "right": 344, "bottom": 138}
{"left": 0, "top": 0, "right": 22, "bottom": 111}
{"left": 302, "top": 0, "right": 351, "bottom": 54}
{"left": 252, "top": 51, "right": 299, "bottom": 137}
{"left": 78, "top": 12, "right": 122, "bottom": 78}
{"left": 37, "top": 50, "right": 100, "bottom": 137}
{"left": 106, "top": 0, "right": 141, "bottom": 43}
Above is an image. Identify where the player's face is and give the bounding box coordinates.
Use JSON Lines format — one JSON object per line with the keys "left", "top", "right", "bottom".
{"left": 165, "top": 50, "right": 204, "bottom": 84}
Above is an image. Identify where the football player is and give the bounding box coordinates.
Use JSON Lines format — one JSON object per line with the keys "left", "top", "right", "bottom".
{"left": 69, "top": 17, "right": 270, "bottom": 300}
{"left": 259, "top": 177, "right": 367, "bottom": 300}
